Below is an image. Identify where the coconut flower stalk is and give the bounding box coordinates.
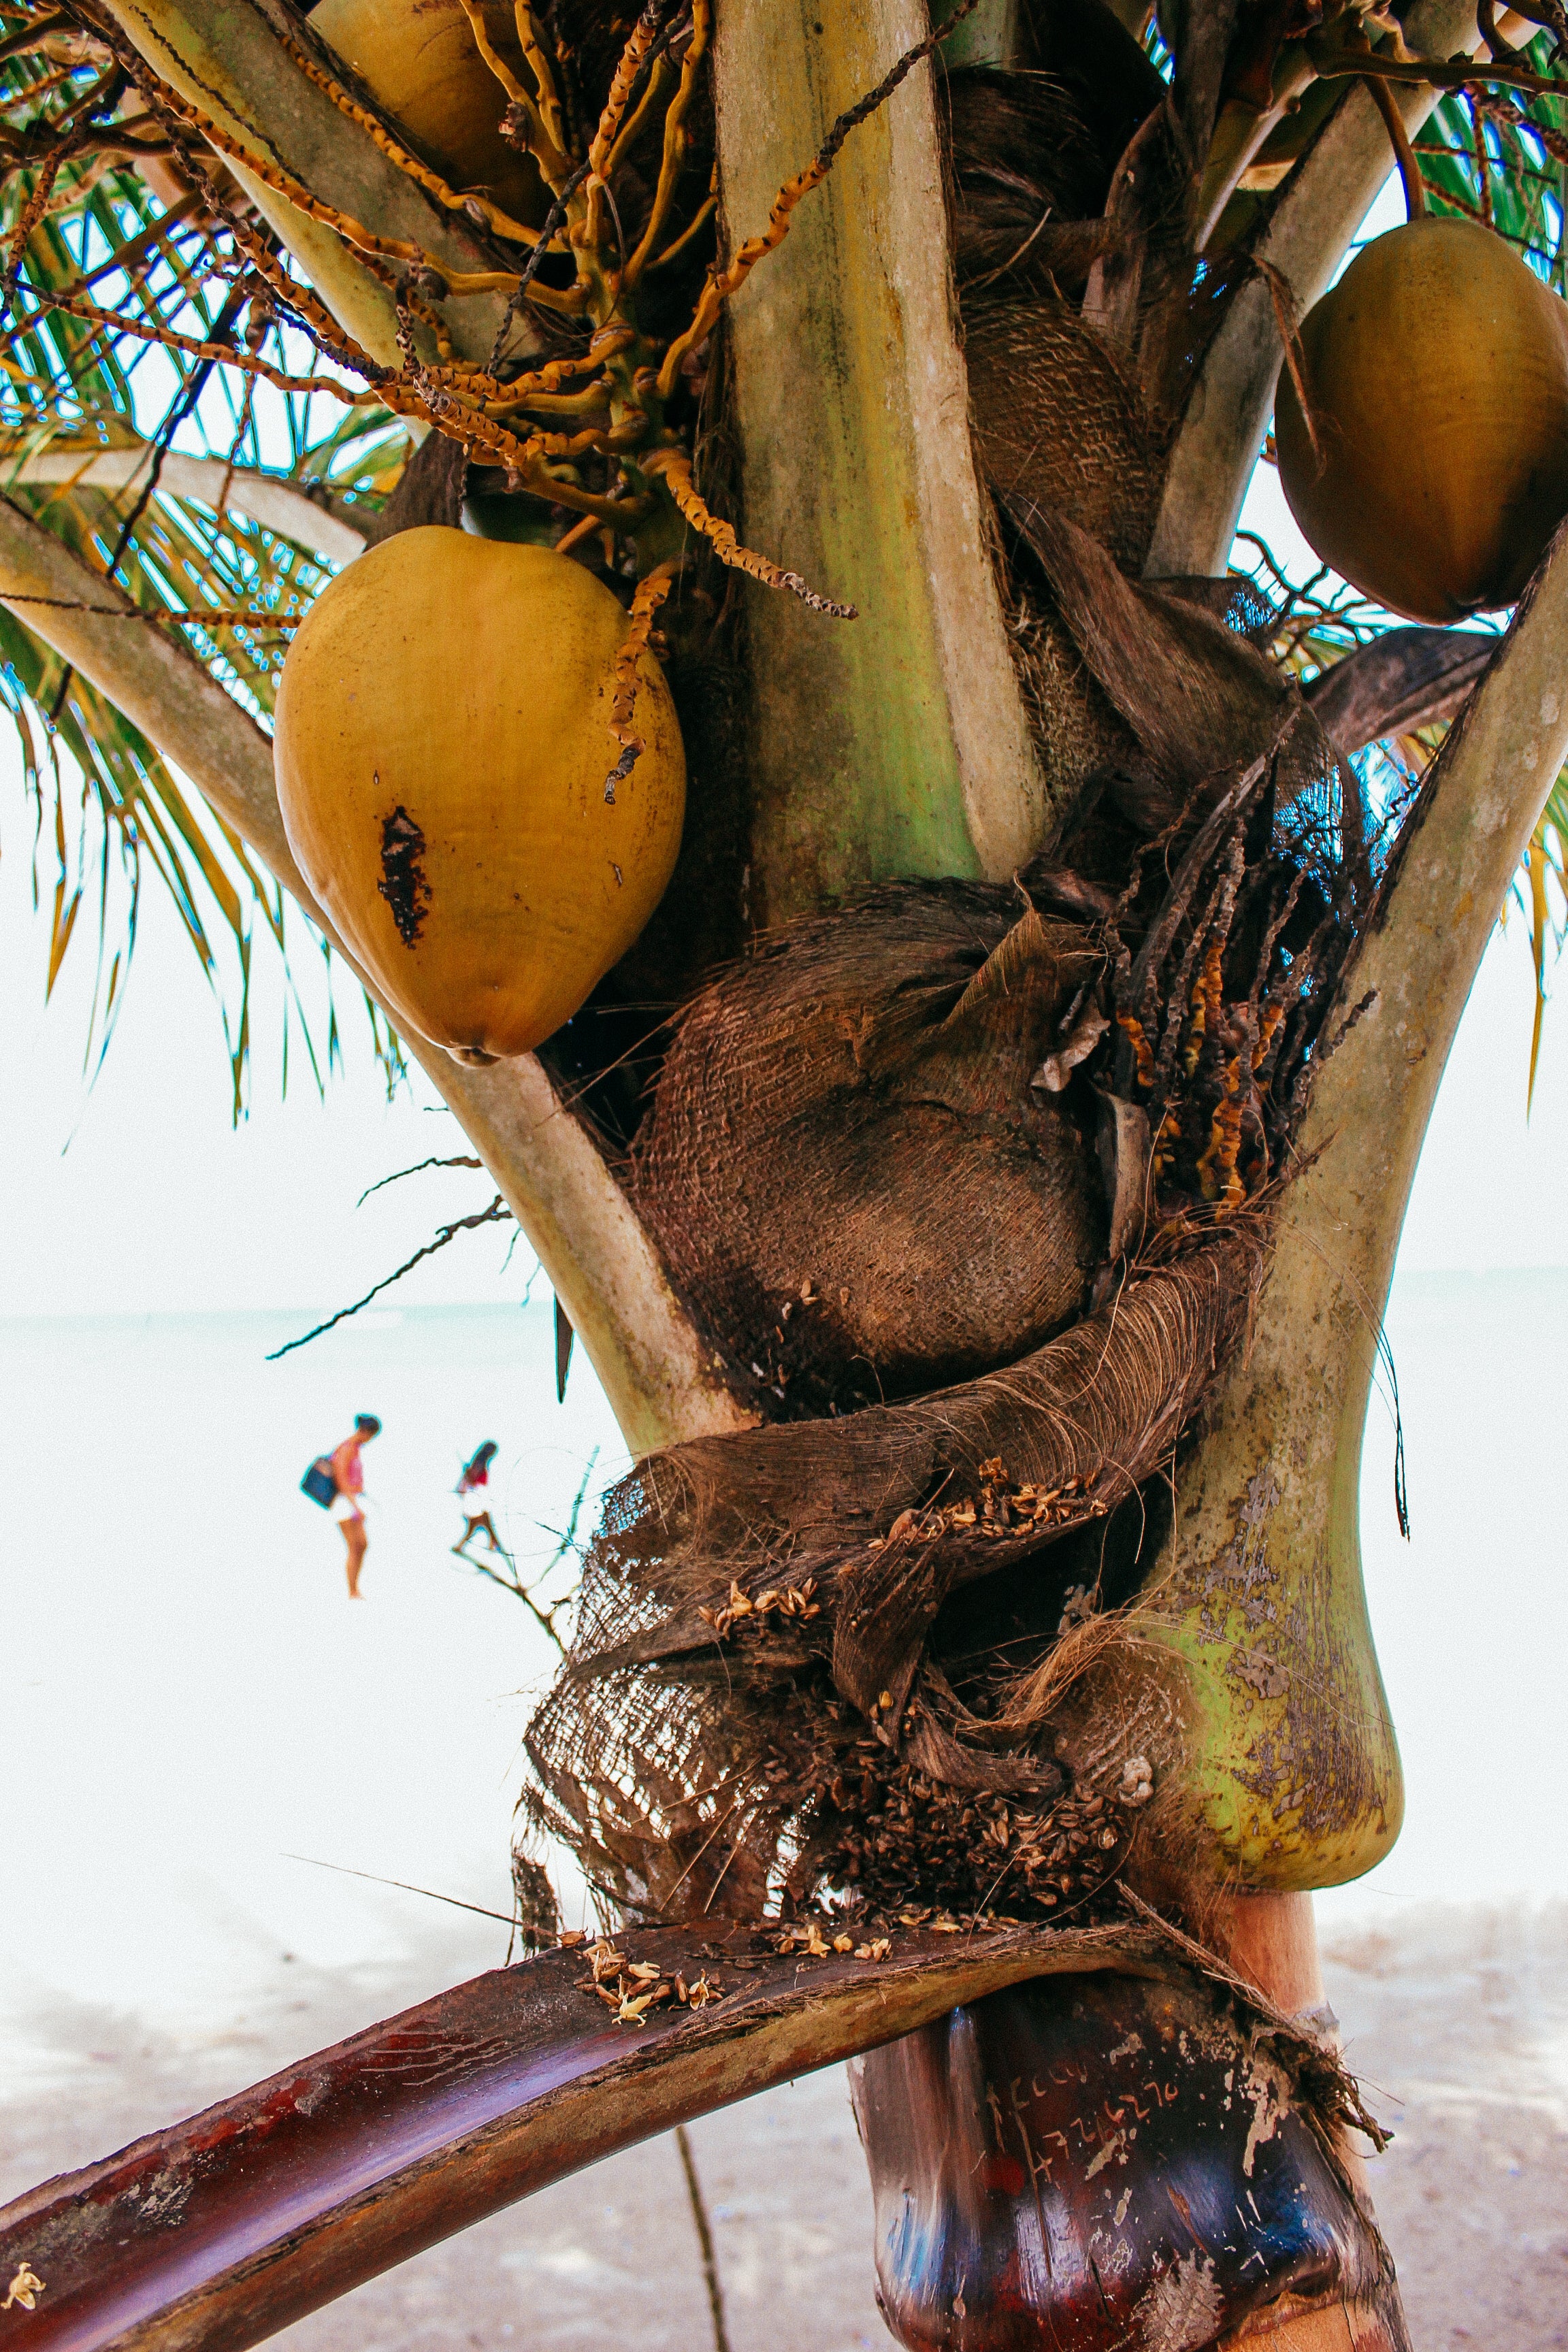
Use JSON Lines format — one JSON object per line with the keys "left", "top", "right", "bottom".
{"left": 1, "top": 0, "right": 1566, "bottom": 2346}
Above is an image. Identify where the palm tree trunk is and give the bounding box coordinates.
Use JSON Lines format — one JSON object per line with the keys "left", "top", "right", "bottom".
{"left": 5, "top": 1, "right": 1568, "bottom": 2342}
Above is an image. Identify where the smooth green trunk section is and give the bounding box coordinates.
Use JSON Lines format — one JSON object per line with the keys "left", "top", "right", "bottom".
{"left": 1154, "top": 1258, "right": 1405, "bottom": 1889}
{"left": 1149, "top": 529, "right": 1568, "bottom": 1887}
{"left": 713, "top": 0, "right": 1045, "bottom": 918}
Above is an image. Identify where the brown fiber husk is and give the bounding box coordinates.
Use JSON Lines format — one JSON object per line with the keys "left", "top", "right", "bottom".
{"left": 523, "top": 516, "right": 1385, "bottom": 1923}
{"left": 632, "top": 886, "right": 1109, "bottom": 1420}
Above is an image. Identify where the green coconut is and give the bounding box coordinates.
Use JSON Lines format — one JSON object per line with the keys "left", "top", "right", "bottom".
{"left": 1277, "top": 216, "right": 1568, "bottom": 623}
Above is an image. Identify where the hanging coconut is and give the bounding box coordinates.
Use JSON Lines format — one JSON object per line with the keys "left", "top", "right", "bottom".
{"left": 1276, "top": 216, "right": 1568, "bottom": 623}
{"left": 275, "top": 529, "right": 686, "bottom": 1064}
{"left": 308, "top": 0, "right": 543, "bottom": 225}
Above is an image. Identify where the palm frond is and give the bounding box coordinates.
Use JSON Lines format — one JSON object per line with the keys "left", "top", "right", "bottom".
{"left": 1416, "top": 30, "right": 1568, "bottom": 290}
{"left": 1231, "top": 524, "right": 1565, "bottom": 1098}
{"left": 0, "top": 27, "right": 412, "bottom": 1100}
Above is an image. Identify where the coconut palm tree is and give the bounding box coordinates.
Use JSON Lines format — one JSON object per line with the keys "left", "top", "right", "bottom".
{"left": 0, "top": 1, "right": 1565, "bottom": 2347}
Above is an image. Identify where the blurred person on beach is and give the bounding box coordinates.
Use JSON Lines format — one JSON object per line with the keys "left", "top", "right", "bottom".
{"left": 330, "top": 1414, "right": 380, "bottom": 1598}
{"left": 452, "top": 1441, "right": 508, "bottom": 1562}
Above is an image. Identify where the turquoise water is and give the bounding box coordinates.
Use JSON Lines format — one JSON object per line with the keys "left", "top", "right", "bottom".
{"left": 0, "top": 1273, "right": 1563, "bottom": 2073}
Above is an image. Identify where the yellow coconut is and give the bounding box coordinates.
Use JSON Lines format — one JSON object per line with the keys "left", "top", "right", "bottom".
{"left": 1276, "top": 216, "right": 1568, "bottom": 623}
{"left": 308, "top": 0, "right": 542, "bottom": 225}
{"left": 275, "top": 529, "right": 686, "bottom": 1062}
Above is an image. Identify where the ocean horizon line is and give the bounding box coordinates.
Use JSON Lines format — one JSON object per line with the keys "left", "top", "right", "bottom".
{"left": 3, "top": 1260, "right": 1567, "bottom": 1329}
{"left": 0, "top": 1294, "right": 554, "bottom": 1327}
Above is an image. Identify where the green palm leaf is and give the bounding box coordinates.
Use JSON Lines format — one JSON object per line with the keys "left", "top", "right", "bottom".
{"left": 1416, "top": 31, "right": 1568, "bottom": 291}
{"left": 0, "top": 35, "right": 410, "bottom": 1100}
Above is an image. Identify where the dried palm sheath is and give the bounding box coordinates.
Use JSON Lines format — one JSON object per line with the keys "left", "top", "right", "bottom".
{"left": 0, "top": 1923, "right": 1112, "bottom": 2352}
{"left": 524, "top": 507, "right": 1390, "bottom": 1931}
{"left": 527, "top": 1221, "right": 1266, "bottom": 1921}
{"left": 519, "top": 34, "right": 1390, "bottom": 1928}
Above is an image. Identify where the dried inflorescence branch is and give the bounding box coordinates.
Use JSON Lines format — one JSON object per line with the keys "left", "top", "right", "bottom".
{"left": 12, "top": 0, "right": 1557, "bottom": 670}
{"left": 3, "top": 590, "right": 299, "bottom": 632}
{"left": 458, "top": 0, "right": 573, "bottom": 197}
{"left": 657, "top": 0, "right": 982, "bottom": 395}
{"left": 267, "top": 7, "right": 549, "bottom": 249}
{"left": 1102, "top": 763, "right": 1360, "bottom": 1215}
{"left": 29, "top": 279, "right": 372, "bottom": 399}
{"left": 3, "top": 0, "right": 993, "bottom": 649}
{"left": 644, "top": 448, "right": 856, "bottom": 617}
{"left": 603, "top": 557, "right": 678, "bottom": 800}
{"left": 512, "top": 5, "right": 572, "bottom": 167}
{"left": 94, "top": 47, "right": 523, "bottom": 294}
{"left": 625, "top": 0, "right": 710, "bottom": 286}
{"left": 586, "top": 0, "right": 661, "bottom": 182}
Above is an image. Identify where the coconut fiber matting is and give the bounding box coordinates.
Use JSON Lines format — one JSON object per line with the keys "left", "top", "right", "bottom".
{"left": 522, "top": 491, "right": 1400, "bottom": 1930}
